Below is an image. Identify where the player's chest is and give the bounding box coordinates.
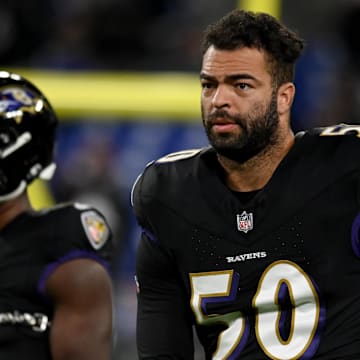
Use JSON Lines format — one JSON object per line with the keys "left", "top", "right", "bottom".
{"left": 170, "top": 183, "right": 360, "bottom": 305}
{"left": 168, "top": 175, "right": 358, "bottom": 268}
{"left": 175, "top": 201, "right": 360, "bottom": 359}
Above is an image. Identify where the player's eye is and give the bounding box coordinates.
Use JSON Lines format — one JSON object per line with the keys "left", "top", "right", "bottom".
{"left": 201, "top": 82, "right": 216, "bottom": 89}
{"left": 236, "top": 82, "right": 251, "bottom": 90}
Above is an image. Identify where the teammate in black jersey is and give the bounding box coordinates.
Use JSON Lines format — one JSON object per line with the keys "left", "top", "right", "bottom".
{"left": 132, "top": 9, "right": 360, "bottom": 360}
{"left": 0, "top": 71, "right": 114, "bottom": 359}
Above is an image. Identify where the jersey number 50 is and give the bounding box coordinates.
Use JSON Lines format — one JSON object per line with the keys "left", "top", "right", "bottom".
{"left": 189, "top": 260, "right": 323, "bottom": 360}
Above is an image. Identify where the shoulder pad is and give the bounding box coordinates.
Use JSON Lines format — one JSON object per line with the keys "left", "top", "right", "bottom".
{"left": 39, "top": 202, "right": 111, "bottom": 251}
{"left": 131, "top": 148, "right": 205, "bottom": 207}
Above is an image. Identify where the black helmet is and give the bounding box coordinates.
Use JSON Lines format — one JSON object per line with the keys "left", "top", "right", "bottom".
{"left": 0, "top": 71, "right": 58, "bottom": 201}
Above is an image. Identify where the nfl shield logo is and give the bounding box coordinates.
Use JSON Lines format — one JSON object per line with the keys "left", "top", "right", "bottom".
{"left": 236, "top": 211, "right": 253, "bottom": 233}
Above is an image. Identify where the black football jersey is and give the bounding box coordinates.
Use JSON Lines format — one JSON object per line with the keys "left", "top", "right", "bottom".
{"left": 0, "top": 203, "right": 113, "bottom": 359}
{"left": 133, "top": 124, "right": 360, "bottom": 359}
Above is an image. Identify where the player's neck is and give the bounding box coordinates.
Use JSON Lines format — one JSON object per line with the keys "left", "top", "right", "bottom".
{"left": 0, "top": 192, "right": 33, "bottom": 230}
{"left": 218, "top": 131, "right": 295, "bottom": 192}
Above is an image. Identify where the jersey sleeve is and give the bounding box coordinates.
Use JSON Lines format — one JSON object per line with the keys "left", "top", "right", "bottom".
{"left": 136, "top": 232, "right": 195, "bottom": 359}
{"left": 132, "top": 168, "right": 195, "bottom": 358}
{"left": 53, "top": 204, "right": 113, "bottom": 264}
{"left": 38, "top": 203, "right": 114, "bottom": 297}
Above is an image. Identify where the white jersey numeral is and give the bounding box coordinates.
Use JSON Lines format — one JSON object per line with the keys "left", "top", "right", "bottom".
{"left": 320, "top": 123, "right": 360, "bottom": 137}
{"left": 190, "top": 270, "right": 247, "bottom": 359}
{"left": 156, "top": 149, "right": 202, "bottom": 163}
{"left": 190, "top": 261, "right": 322, "bottom": 360}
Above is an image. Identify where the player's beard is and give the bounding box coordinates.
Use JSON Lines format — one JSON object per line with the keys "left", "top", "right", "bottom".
{"left": 202, "top": 92, "right": 279, "bottom": 163}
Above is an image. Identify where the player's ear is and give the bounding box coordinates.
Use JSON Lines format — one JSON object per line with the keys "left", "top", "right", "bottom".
{"left": 277, "top": 82, "right": 295, "bottom": 116}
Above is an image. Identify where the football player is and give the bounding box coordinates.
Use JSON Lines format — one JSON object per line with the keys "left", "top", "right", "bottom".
{"left": 0, "top": 71, "right": 114, "bottom": 359}
{"left": 132, "top": 9, "right": 360, "bottom": 359}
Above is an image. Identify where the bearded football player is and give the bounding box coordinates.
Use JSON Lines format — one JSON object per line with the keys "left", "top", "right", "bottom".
{"left": 132, "top": 9, "right": 360, "bottom": 360}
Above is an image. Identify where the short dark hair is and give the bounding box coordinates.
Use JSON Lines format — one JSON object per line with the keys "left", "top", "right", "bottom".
{"left": 201, "top": 9, "right": 304, "bottom": 87}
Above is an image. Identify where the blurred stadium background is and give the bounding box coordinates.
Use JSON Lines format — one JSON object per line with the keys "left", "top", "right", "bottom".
{"left": 1, "top": 0, "right": 360, "bottom": 358}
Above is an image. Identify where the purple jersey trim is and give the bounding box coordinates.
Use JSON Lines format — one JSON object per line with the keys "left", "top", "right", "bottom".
{"left": 351, "top": 212, "right": 360, "bottom": 258}
{"left": 37, "top": 250, "right": 112, "bottom": 299}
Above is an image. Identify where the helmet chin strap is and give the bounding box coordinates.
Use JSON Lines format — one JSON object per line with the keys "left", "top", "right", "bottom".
{"left": 0, "top": 180, "right": 27, "bottom": 202}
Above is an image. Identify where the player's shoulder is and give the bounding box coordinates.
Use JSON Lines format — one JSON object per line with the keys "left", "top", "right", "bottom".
{"left": 131, "top": 147, "right": 209, "bottom": 201}
{"left": 303, "top": 123, "right": 360, "bottom": 144}
{"left": 153, "top": 148, "right": 206, "bottom": 164}
{"left": 38, "top": 202, "right": 111, "bottom": 251}
{"left": 39, "top": 202, "right": 106, "bottom": 223}
{"left": 147, "top": 147, "right": 207, "bottom": 176}
{"left": 297, "top": 123, "right": 360, "bottom": 158}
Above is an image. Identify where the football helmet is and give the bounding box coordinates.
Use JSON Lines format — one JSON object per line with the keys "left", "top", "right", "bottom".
{"left": 0, "top": 71, "right": 58, "bottom": 201}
